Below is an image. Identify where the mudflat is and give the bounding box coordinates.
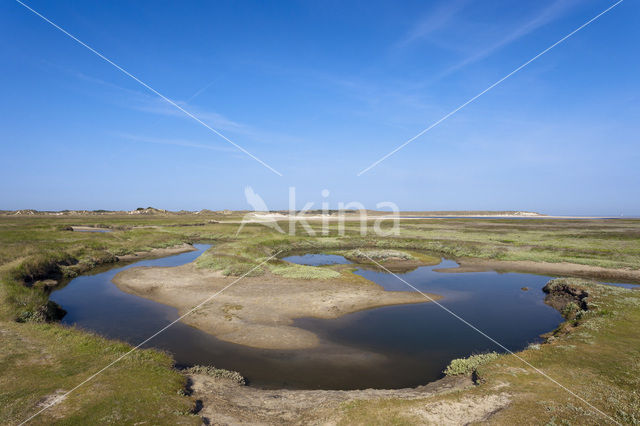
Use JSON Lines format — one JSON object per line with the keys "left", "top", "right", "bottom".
{"left": 112, "top": 263, "right": 440, "bottom": 350}
{"left": 436, "top": 258, "right": 640, "bottom": 283}
{"left": 116, "top": 243, "right": 196, "bottom": 262}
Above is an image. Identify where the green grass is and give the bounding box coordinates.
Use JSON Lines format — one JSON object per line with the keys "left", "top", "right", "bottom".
{"left": 269, "top": 263, "right": 341, "bottom": 279}
{"left": 183, "top": 365, "right": 246, "bottom": 385}
{"left": 0, "top": 321, "right": 198, "bottom": 425}
{"left": 443, "top": 352, "right": 499, "bottom": 376}
{"left": 340, "top": 249, "right": 415, "bottom": 261}
{"left": 195, "top": 251, "right": 266, "bottom": 277}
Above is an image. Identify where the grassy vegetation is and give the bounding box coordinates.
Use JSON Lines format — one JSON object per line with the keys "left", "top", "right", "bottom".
{"left": 395, "top": 219, "right": 640, "bottom": 269}
{"left": 183, "top": 365, "right": 246, "bottom": 385}
{"left": 192, "top": 218, "right": 640, "bottom": 273}
{"left": 195, "top": 251, "right": 265, "bottom": 277}
{"left": 0, "top": 214, "right": 230, "bottom": 424}
{"left": 1, "top": 213, "right": 639, "bottom": 424}
{"left": 269, "top": 263, "right": 341, "bottom": 279}
{"left": 342, "top": 249, "right": 415, "bottom": 260}
{"left": 443, "top": 352, "right": 499, "bottom": 376}
{"left": 0, "top": 321, "right": 198, "bottom": 425}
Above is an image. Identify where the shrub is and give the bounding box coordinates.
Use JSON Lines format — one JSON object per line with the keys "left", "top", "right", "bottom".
{"left": 444, "top": 352, "right": 499, "bottom": 376}
{"left": 184, "top": 365, "right": 246, "bottom": 385}
{"left": 16, "top": 300, "right": 66, "bottom": 323}
{"left": 11, "top": 252, "right": 75, "bottom": 283}
{"left": 269, "top": 264, "right": 340, "bottom": 280}
{"left": 562, "top": 301, "right": 582, "bottom": 320}
{"left": 343, "top": 249, "right": 414, "bottom": 262}
{"left": 195, "top": 252, "right": 264, "bottom": 277}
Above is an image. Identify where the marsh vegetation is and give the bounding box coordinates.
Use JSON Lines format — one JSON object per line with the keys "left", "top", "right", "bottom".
{"left": 1, "top": 212, "right": 639, "bottom": 424}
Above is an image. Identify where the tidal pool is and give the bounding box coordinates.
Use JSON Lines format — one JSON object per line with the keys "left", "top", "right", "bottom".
{"left": 51, "top": 247, "right": 567, "bottom": 390}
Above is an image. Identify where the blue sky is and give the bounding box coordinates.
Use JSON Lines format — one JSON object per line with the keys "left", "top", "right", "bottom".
{"left": 1, "top": 0, "right": 638, "bottom": 215}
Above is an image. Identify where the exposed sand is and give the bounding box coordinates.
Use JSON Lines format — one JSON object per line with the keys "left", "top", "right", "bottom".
{"left": 115, "top": 243, "right": 196, "bottom": 262}
{"left": 188, "top": 373, "right": 475, "bottom": 425}
{"left": 70, "top": 226, "right": 112, "bottom": 232}
{"left": 436, "top": 258, "right": 640, "bottom": 283}
{"left": 113, "top": 264, "right": 440, "bottom": 350}
{"left": 408, "top": 393, "right": 511, "bottom": 425}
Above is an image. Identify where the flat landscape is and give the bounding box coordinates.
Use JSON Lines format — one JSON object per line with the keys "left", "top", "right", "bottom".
{"left": 3, "top": 2, "right": 638, "bottom": 424}
{"left": 1, "top": 211, "right": 639, "bottom": 424}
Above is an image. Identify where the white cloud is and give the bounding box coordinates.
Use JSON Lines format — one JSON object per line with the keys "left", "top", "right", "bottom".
{"left": 442, "top": 0, "right": 579, "bottom": 75}
{"left": 71, "top": 71, "right": 303, "bottom": 146}
{"left": 186, "top": 80, "right": 217, "bottom": 102}
{"left": 397, "top": 0, "right": 579, "bottom": 80}
{"left": 397, "top": 0, "right": 469, "bottom": 48}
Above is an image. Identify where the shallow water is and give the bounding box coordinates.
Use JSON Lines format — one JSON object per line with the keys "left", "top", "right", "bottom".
{"left": 601, "top": 281, "right": 640, "bottom": 289}
{"left": 51, "top": 248, "right": 570, "bottom": 390}
{"left": 294, "top": 258, "right": 564, "bottom": 388}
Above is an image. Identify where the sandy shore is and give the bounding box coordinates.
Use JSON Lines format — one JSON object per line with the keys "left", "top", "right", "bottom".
{"left": 115, "top": 243, "right": 196, "bottom": 262}
{"left": 70, "top": 226, "right": 112, "bottom": 232}
{"left": 189, "top": 373, "right": 476, "bottom": 425}
{"left": 112, "top": 263, "right": 440, "bottom": 350}
{"left": 436, "top": 258, "right": 640, "bottom": 283}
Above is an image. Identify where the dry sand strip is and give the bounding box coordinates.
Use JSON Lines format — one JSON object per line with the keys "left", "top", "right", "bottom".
{"left": 116, "top": 243, "right": 197, "bottom": 262}
{"left": 188, "top": 373, "right": 490, "bottom": 425}
{"left": 436, "top": 258, "right": 640, "bottom": 283}
{"left": 113, "top": 263, "right": 440, "bottom": 350}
